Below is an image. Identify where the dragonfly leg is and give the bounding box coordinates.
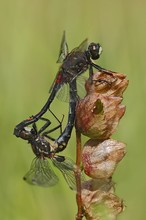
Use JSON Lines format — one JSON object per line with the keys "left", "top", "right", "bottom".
{"left": 92, "top": 79, "right": 112, "bottom": 86}
{"left": 91, "top": 62, "right": 114, "bottom": 75}
{"left": 41, "top": 113, "right": 64, "bottom": 135}
{"left": 42, "top": 123, "right": 63, "bottom": 137}
{"left": 43, "top": 134, "right": 56, "bottom": 141}
{"left": 32, "top": 122, "right": 38, "bottom": 134}
{"left": 49, "top": 109, "right": 64, "bottom": 133}
{"left": 42, "top": 124, "right": 64, "bottom": 142}
{"left": 38, "top": 117, "right": 52, "bottom": 134}
{"left": 89, "top": 64, "right": 94, "bottom": 81}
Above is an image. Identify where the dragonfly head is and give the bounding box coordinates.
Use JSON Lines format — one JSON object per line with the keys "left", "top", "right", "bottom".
{"left": 14, "top": 126, "right": 35, "bottom": 141}
{"left": 88, "top": 43, "right": 102, "bottom": 60}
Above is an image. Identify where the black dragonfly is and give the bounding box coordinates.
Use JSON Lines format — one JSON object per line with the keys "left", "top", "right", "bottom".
{"left": 14, "top": 32, "right": 113, "bottom": 152}
{"left": 18, "top": 112, "right": 80, "bottom": 189}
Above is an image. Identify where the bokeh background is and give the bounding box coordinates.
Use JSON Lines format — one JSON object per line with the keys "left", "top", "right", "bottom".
{"left": 0, "top": 0, "right": 145, "bottom": 219}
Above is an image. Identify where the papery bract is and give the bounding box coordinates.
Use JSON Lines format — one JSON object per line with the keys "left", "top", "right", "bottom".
{"left": 82, "top": 179, "right": 124, "bottom": 220}
{"left": 76, "top": 94, "right": 125, "bottom": 139}
{"left": 75, "top": 71, "right": 128, "bottom": 139}
{"left": 85, "top": 71, "right": 129, "bottom": 97}
{"left": 82, "top": 139, "right": 126, "bottom": 179}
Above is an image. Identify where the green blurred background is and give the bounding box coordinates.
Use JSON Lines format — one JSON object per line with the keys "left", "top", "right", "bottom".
{"left": 0, "top": 0, "right": 145, "bottom": 219}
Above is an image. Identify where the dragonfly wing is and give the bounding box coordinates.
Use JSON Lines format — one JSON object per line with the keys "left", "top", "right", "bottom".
{"left": 55, "top": 83, "right": 70, "bottom": 102}
{"left": 49, "top": 79, "right": 69, "bottom": 102}
{"left": 71, "top": 38, "right": 88, "bottom": 53}
{"left": 76, "top": 74, "right": 87, "bottom": 99}
{"left": 49, "top": 72, "right": 62, "bottom": 94}
{"left": 55, "top": 76, "right": 87, "bottom": 103}
{"left": 23, "top": 157, "right": 59, "bottom": 187}
{"left": 57, "top": 31, "right": 69, "bottom": 63}
{"left": 52, "top": 156, "right": 76, "bottom": 190}
{"left": 52, "top": 156, "right": 85, "bottom": 191}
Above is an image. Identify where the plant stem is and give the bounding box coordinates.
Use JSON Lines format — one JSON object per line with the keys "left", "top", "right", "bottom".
{"left": 75, "top": 129, "right": 83, "bottom": 220}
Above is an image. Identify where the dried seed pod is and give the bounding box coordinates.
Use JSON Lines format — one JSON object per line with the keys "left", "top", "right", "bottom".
{"left": 85, "top": 71, "right": 129, "bottom": 97}
{"left": 76, "top": 94, "right": 125, "bottom": 139}
{"left": 82, "top": 178, "right": 115, "bottom": 196}
{"left": 82, "top": 139, "right": 126, "bottom": 179}
{"left": 82, "top": 179, "right": 124, "bottom": 220}
{"left": 75, "top": 71, "right": 128, "bottom": 139}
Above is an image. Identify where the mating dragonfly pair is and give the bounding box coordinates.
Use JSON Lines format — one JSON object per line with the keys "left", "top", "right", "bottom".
{"left": 14, "top": 32, "right": 113, "bottom": 188}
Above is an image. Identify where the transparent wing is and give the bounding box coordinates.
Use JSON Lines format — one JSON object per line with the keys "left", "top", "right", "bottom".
{"left": 57, "top": 31, "right": 69, "bottom": 63}
{"left": 52, "top": 156, "right": 85, "bottom": 191}
{"left": 23, "top": 157, "right": 59, "bottom": 187}
{"left": 49, "top": 31, "right": 69, "bottom": 93}
{"left": 53, "top": 75, "right": 87, "bottom": 102}
{"left": 49, "top": 75, "right": 63, "bottom": 97}
{"left": 71, "top": 38, "right": 88, "bottom": 53}
{"left": 76, "top": 74, "right": 87, "bottom": 99}
{"left": 52, "top": 156, "right": 76, "bottom": 190}
{"left": 55, "top": 83, "right": 70, "bottom": 102}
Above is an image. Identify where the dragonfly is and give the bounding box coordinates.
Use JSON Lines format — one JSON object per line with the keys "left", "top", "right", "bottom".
{"left": 14, "top": 32, "right": 113, "bottom": 153}
{"left": 18, "top": 112, "right": 80, "bottom": 189}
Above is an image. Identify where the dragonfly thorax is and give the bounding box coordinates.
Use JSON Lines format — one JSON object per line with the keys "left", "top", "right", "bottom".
{"left": 61, "top": 51, "right": 88, "bottom": 83}
{"left": 31, "top": 135, "right": 51, "bottom": 158}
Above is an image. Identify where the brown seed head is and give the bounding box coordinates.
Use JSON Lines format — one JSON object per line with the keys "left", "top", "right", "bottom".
{"left": 82, "top": 139, "right": 126, "bottom": 179}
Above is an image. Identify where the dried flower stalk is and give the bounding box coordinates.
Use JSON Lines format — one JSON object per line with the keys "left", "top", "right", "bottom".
{"left": 75, "top": 71, "right": 128, "bottom": 220}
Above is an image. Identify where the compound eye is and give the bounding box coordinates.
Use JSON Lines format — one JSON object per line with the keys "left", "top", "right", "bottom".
{"left": 88, "top": 43, "right": 102, "bottom": 60}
